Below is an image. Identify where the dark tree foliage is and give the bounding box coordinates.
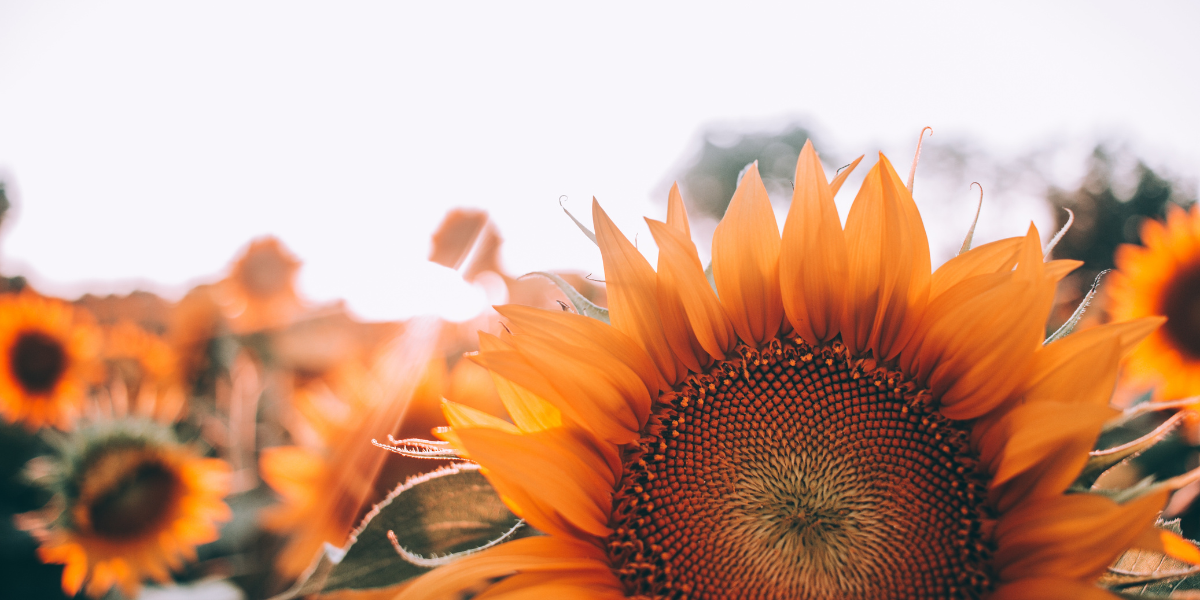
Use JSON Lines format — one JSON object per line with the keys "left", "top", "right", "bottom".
{"left": 1048, "top": 146, "right": 1193, "bottom": 271}
{"left": 674, "top": 124, "right": 817, "bottom": 221}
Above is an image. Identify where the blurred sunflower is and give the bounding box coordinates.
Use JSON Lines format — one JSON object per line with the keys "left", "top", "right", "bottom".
{"left": 0, "top": 293, "right": 99, "bottom": 430}
{"left": 31, "top": 420, "right": 231, "bottom": 598}
{"left": 399, "top": 142, "right": 1177, "bottom": 600}
{"left": 101, "top": 320, "right": 186, "bottom": 422}
{"left": 219, "top": 237, "right": 305, "bottom": 333}
{"left": 1109, "top": 203, "right": 1200, "bottom": 399}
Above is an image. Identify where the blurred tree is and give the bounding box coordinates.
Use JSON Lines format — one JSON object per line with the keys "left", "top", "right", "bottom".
{"left": 674, "top": 123, "right": 818, "bottom": 220}
{"left": 1049, "top": 146, "right": 1194, "bottom": 273}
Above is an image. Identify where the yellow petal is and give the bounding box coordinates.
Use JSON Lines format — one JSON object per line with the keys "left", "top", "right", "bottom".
{"left": 648, "top": 218, "right": 736, "bottom": 362}
{"left": 593, "top": 200, "right": 686, "bottom": 384}
{"left": 710, "top": 162, "right": 783, "bottom": 346}
{"left": 780, "top": 140, "right": 848, "bottom": 345}
{"left": 471, "top": 337, "right": 637, "bottom": 445}
{"left": 442, "top": 399, "right": 521, "bottom": 434}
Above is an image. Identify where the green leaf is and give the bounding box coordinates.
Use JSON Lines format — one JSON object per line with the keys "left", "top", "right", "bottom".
{"left": 524, "top": 272, "right": 610, "bottom": 323}
{"left": 270, "top": 463, "right": 532, "bottom": 598}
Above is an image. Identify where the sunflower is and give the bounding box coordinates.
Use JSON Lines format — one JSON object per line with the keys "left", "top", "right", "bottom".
{"left": 219, "top": 237, "right": 305, "bottom": 333}
{"left": 0, "top": 293, "right": 99, "bottom": 430}
{"left": 1109, "top": 203, "right": 1200, "bottom": 400}
{"left": 398, "top": 142, "right": 1179, "bottom": 600}
{"left": 31, "top": 420, "right": 232, "bottom": 598}
{"left": 100, "top": 320, "right": 186, "bottom": 421}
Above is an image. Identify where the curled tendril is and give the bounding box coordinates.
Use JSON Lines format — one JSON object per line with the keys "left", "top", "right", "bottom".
{"left": 959, "top": 182, "right": 984, "bottom": 255}
{"left": 906, "top": 126, "right": 933, "bottom": 194}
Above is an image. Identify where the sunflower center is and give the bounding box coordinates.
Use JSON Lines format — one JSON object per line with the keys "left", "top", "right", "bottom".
{"left": 89, "top": 460, "right": 180, "bottom": 539}
{"left": 9, "top": 330, "right": 67, "bottom": 394}
{"left": 606, "top": 339, "right": 994, "bottom": 600}
{"left": 1161, "top": 263, "right": 1200, "bottom": 358}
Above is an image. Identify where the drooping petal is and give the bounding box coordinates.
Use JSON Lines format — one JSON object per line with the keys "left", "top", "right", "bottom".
{"left": 989, "top": 577, "right": 1122, "bottom": 600}
{"left": 979, "top": 401, "right": 1115, "bottom": 512}
{"left": 842, "top": 154, "right": 931, "bottom": 359}
{"left": 710, "top": 163, "right": 783, "bottom": 346}
{"left": 994, "top": 490, "right": 1169, "bottom": 582}
{"left": 471, "top": 334, "right": 640, "bottom": 445}
{"left": 496, "top": 305, "right": 663, "bottom": 398}
{"left": 396, "top": 536, "right": 614, "bottom": 600}
{"left": 593, "top": 200, "right": 686, "bottom": 384}
{"left": 780, "top": 140, "right": 848, "bottom": 345}
{"left": 648, "top": 219, "right": 736, "bottom": 362}
{"left": 455, "top": 427, "right": 614, "bottom": 539}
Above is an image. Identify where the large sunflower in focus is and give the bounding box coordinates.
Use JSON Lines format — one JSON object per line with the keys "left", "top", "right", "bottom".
{"left": 395, "top": 142, "right": 1180, "bottom": 600}
{"left": 1109, "top": 203, "right": 1200, "bottom": 399}
{"left": 0, "top": 293, "right": 99, "bottom": 430}
{"left": 32, "top": 420, "right": 232, "bottom": 598}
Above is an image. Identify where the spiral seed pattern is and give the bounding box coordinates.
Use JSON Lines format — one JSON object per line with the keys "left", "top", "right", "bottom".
{"left": 606, "top": 339, "right": 994, "bottom": 600}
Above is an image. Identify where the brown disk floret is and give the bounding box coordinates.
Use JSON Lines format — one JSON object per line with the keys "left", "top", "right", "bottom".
{"left": 606, "top": 338, "right": 995, "bottom": 600}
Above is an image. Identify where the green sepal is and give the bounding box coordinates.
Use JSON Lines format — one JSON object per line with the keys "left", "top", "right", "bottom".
{"left": 524, "top": 272, "right": 610, "bottom": 323}
{"left": 1044, "top": 269, "right": 1108, "bottom": 345}
{"left": 559, "top": 198, "right": 598, "bottom": 246}
{"left": 270, "top": 463, "right": 533, "bottom": 598}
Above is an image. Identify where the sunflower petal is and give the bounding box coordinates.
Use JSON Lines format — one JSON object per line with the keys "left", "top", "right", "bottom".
{"left": 929, "top": 237, "right": 1024, "bottom": 299}
{"left": 843, "top": 154, "right": 930, "bottom": 359}
{"left": 455, "top": 427, "right": 614, "bottom": 539}
{"left": 989, "top": 577, "right": 1121, "bottom": 600}
{"left": 981, "top": 401, "right": 1115, "bottom": 512}
{"left": 994, "top": 490, "right": 1169, "bottom": 581}
{"left": 711, "top": 163, "right": 783, "bottom": 346}
{"left": 593, "top": 200, "right": 686, "bottom": 384}
{"left": 780, "top": 140, "right": 848, "bottom": 345}
{"left": 648, "top": 219, "right": 736, "bottom": 362}
{"left": 396, "top": 536, "right": 612, "bottom": 600}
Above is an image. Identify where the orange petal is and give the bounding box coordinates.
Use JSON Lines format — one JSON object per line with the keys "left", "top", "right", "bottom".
{"left": 472, "top": 337, "right": 637, "bottom": 445}
{"left": 929, "top": 237, "right": 1024, "bottom": 299}
{"left": 710, "top": 163, "right": 783, "bottom": 346}
{"left": 593, "top": 200, "right": 686, "bottom": 384}
{"left": 442, "top": 399, "right": 521, "bottom": 434}
{"left": 453, "top": 427, "right": 613, "bottom": 538}
{"left": 843, "top": 154, "right": 930, "bottom": 359}
{"left": 396, "top": 537, "right": 612, "bottom": 600}
{"left": 648, "top": 219, "right": 736, "bottom": 362}
{"left": 989, "top": 577, "right": 1121, "bottom": 600}
{"left": 915, "top": 227, "right": 1051, "bottom": 419}
{"left": 994, "top": 490, "right": 1169, "bottom": 581}
{"left": 828, "top": 155, "right": 863, "bottom": 197}
{"left": 496, "top": 305, "right": 663, "bottom": 398}
{"left": 980, "top": 401, "right": 1115, "bottom": 512}
{"left": 779, "top": 140, "right": 848, "bottom": 345}
{"left": 665, "top": 182, "right": 691, "bottom": 237}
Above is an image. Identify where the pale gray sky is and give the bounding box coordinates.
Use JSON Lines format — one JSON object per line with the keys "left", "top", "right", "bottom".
{"left": 0, "top": 1, "right": 1196, "bottom": 320}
